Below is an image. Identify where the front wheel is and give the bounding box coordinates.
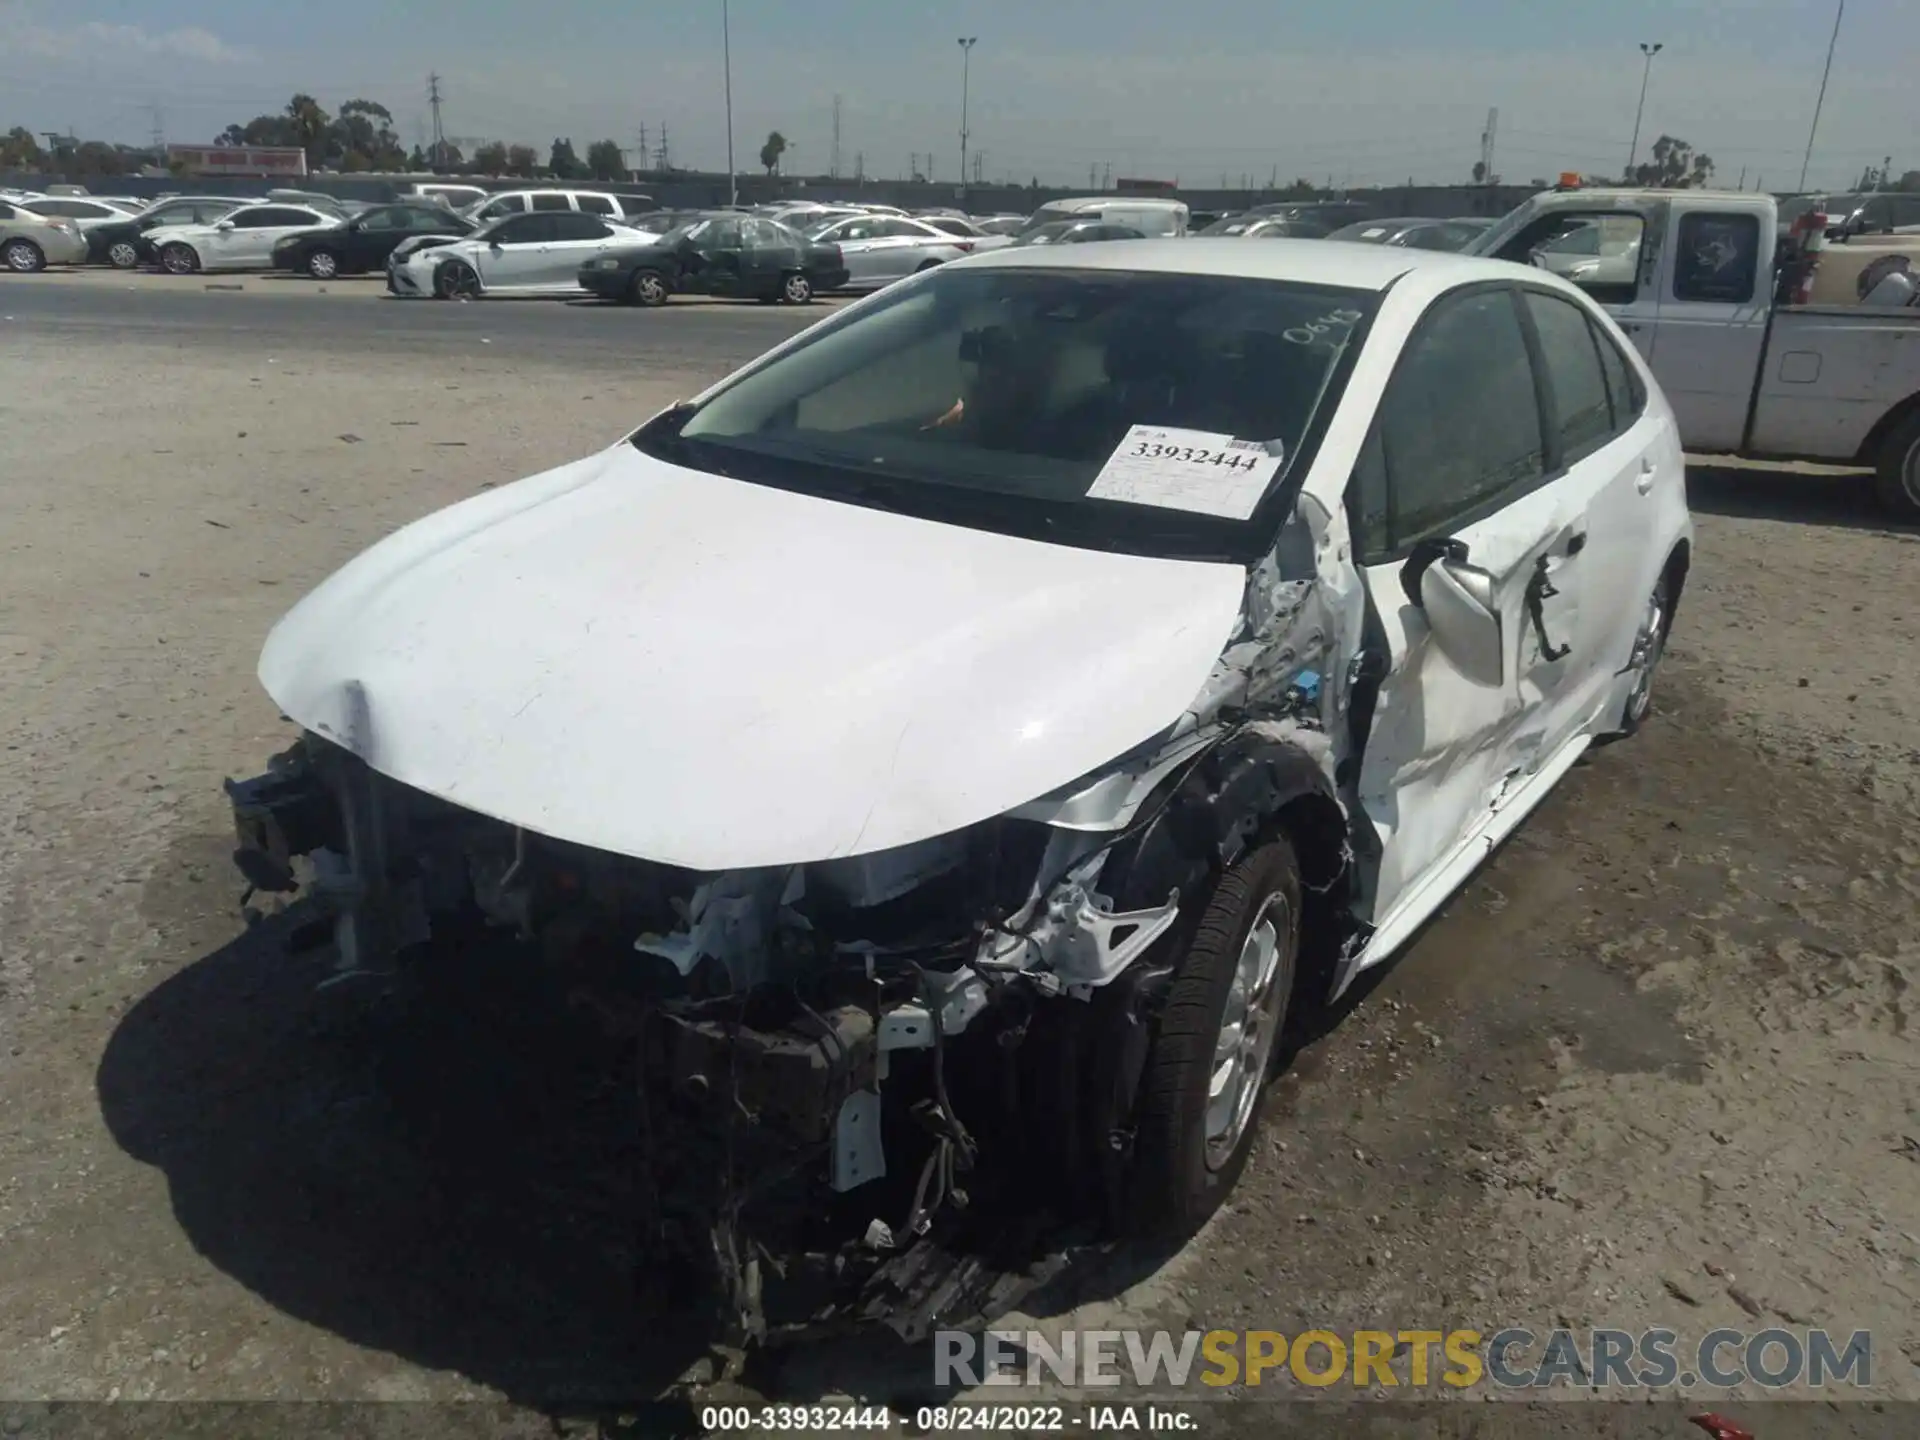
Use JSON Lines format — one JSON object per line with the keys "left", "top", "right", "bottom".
{"left": 305, "top": 249, "right": 340, "bottom": 280}
{"left": 106, "top": 240, "right": 140, "bottom": 269}
{"left": 626, "top": 269, "right": 669, "bottom": 307}
{"left": 1617, "top": 573, "right": 1672, "bottom": 735}
{"left": 3, "top": 239, "right": 45, "bottom": 273}
{"left": 1873, "top": 410, "right": 1920, "bottom": 522}
{"left": 1124, "top": 838, "right": 1300, "bottom": 1236}
{"left": 781, "top": 271, "right": 814, "bottom": 304}
{"left": 433, "top": 259, "right": 480, "bottom": 300}
{"left": 159, "top": 243, "right": 199, "bottom": 276}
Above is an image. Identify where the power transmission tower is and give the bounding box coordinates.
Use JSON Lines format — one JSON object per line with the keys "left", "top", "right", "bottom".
{"left": 428, "top": 74, "right": 447, "bottom": 169}
{"left": 855, "top": 150, "right": 865, "bottom": 182}
{"left": 635, "top": 124, "right": 648, "bottom": 175}
{"left": 1089, "top": 163, "right": 1097, "bottom": 188}
{"left": 973, "top": 151, "right": 984, "bottom": 184}
{"left": 147, "top": 103, "right": 165, "bottom": 151}
{"left": 1478, "top": 107, "right": 1498, "bottom": 184}
{"left": 1102, "top": 161, "right": 1111, "bottom": 189}
{"left": 656, "top": 124, "right": 671, "bottom": 172}
{"left": 830, "top": 94, "right": 843, "bottom": 180}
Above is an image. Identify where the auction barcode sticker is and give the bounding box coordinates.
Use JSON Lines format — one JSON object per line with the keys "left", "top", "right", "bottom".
{"left": 1086, "top": 425, "right": 1284, "bottom": 519}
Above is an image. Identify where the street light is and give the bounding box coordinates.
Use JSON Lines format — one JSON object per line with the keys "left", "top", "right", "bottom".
{"left": 958, "top": 38, "right": 977, "bottom": 205}
{"left": 1625, "top": 41, "right": 1662, "bottom": 182}
{"left": 723, "top": 0, "right": 737, "bottom": 207}
{"left": 1799, "top": 0, "right": 1845, "bottom": 192}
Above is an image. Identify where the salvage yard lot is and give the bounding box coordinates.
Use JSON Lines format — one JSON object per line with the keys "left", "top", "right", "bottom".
{"left": 1, "top": 276, "right": 1917, "bottom": 1412}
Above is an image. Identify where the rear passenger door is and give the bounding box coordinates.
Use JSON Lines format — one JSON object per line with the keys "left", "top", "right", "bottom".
{"left": 1344, "top": 283, "right": 1595, "bottom": 963}
{"left": 539, "top": 212, "right": 616, "bottom": 287}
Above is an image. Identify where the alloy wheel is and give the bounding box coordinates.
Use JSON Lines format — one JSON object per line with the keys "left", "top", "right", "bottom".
{"left": 4, "top": 240, "right": 43, "bottom": 273}
{"left": 1204, "top": 890, "right": 1290, "bottom": 1170}
{"left": 308, "top": 251, "right": 338, "bottom": 279}
{"left": 107, "top": 241, "right": 138, "bottom": 269}
{"left": 1624, "top": 578, "right": 1670, "bottom": 725}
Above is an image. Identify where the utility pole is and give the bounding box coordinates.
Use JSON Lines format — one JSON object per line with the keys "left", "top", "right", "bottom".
{"left": 428, "top": 73, "right": 446, "bottom": 170}
{"left": 721, "top": 0, "right": 737, "bottom": 206}
{"left": 1799, "top": 0, "right": 1844, "bottom": 191}
{"left": 1625, "top": 43, "right": 1661, "bottom": 181}
{"left": 147, "top": 103, "right": 165, "bottom": 152}
{"left": 830, "top": 94, "right": 843, "bottom": 180}
{"left": 1737, "top": 164, "right": 1748, "bottom": 190}
{"left": 1090, "top": 163, "right": 1097, "bottom": 189}
{"left": 1480, "top": 107, "right": 1499, "bottom": 185}
{"left": 855, "top": 150, "right": 865, "bottom": 183}
{"left": 957, "top": 37, "right": 977, "bottom": 207}
{"left": 1102, "top": 161, "right": 1112, "bottom": 189}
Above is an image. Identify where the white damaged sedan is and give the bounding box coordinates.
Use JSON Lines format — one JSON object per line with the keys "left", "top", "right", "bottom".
{"left": 229, "top": 239, "right": 1690, "bottom": 1340}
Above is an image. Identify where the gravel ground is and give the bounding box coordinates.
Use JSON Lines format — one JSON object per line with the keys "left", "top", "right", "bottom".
{"left": 1, "top": 294, "right": 1916, "bottom": 1422}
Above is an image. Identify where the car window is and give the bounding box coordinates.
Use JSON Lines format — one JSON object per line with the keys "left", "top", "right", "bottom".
{"left": 1368, "top": 286, "right": 1546, "bottom": 554}
{"left": 834, "top": 219, "right": 877, "bottom": 241}
{"left": 492, "top": 214, "right": 552, "bottom": 245}
{"left": 404, "top": 207, "right": 454, "bottom": 230}
{"left": 531, "top": 193, "right": 570, "bottom": 212}
{"left": 577, "top": 195, "right": 615, "bottom": 216}
{"left": 925, "top": 217, "right": 972, "bottom": 236}
{"left": 1590, "top": 314, "right": 1647, "bottom": 431}
{"left": 745, "top": 218, "right": 789, "bottom": 247}
{"left": 247, "top": 207, "right": 317, "bottom": 227}
{"left": 702, "top": 218, "right": 745, "bottom": 247}
{"left": 1522, "top": 290, "right": 1614, "bottom": 465}
{"left": 1672, "top": 212, "right": 1759, "bottom": 304}
{"left": 481, "top": 195, "right": 527, "bottom": 219}
{"left": 356, "top": 208, "right": 399, "bottom": 232}
{"left": 33, "top": 199, "right": 95, "bottom": 218}
{"left": 662, "top": 269, "right": 1374, "bottom": 560}
{"left": 225, "top": 208, "right": 273, "bottom": 228}
{"left": 550, "top": 212, "right": 610, "bottom": 241}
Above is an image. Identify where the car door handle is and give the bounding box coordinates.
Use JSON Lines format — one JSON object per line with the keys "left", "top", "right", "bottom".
{"left": 1565, "top": 530, "right": 1587, "bottom": 555}
{"left": 1635, "top": 459, "right": 1656, "bottom": 495}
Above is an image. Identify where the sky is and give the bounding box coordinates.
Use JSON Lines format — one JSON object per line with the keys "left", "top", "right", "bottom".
{"left": 0, "top": 0, "right": 1911, "bottom": 191}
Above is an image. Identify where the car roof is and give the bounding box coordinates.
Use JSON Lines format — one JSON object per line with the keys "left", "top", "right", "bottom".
{"left": 956, "top": 236, "right": 1496, "bottom": 290}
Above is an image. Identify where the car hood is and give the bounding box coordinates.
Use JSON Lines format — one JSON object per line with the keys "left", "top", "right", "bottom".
{"left": 259, "top": 443, "right": 1248, "bottom": 871}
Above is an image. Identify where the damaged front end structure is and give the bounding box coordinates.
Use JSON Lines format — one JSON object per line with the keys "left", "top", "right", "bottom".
{"left": 225, "top": 669, "right": 1348, "bottom": 1345}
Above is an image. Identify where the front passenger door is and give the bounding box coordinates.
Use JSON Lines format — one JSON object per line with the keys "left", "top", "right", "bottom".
{"left": 1345, "top": 283, "right": 1589, "bottom": 968}
{"left": 472, "top": 214, "right": 553, "bottom": 288}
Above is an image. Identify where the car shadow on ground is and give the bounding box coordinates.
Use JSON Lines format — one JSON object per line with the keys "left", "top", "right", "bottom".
{"left": 1686, "top": 460, "right": 1919, "bottom": 535}
{"left": 94, "top": 909, "right": 706, "bottom": 1417}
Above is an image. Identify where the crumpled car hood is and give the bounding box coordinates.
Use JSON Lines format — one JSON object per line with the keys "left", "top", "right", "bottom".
{"left": 259, "top": 443, "right": 1247, "bottom": 870}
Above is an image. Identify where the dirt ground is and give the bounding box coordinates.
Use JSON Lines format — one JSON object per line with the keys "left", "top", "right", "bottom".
{"left": 1, "top": 295, "right": 1916, "bottom": 1421}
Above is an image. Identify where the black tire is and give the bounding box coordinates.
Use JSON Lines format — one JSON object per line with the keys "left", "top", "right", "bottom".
{"left": 433, "top": 259, "right": 480, "bottom": 300}
{"left": 626, "top": 268, "right": 669, "bottom": 307}
{"left": 1126, "top": 837, "right": 1301, "bottom": 1235}
{"left": 1872, "top": 409, "right": 1920, "bottom": 522}
{"left": 159, "top": 243, "right": 199, "bottom": 276}
{"left": 781, "top": 271, "right": 814, "bottom": 304}
{"left": 106, "top": 239, "right": 140, "bottom": 269}
{"left": 4, "top": 239, "right": 46, "bottom": 273}
{"left": 305, "top": 248, "right": 341, "bottom": 280}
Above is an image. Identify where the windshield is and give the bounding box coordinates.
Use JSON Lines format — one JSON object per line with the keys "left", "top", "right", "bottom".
{"left": 639, "top": 266, "right": 1375, "bottom": 560}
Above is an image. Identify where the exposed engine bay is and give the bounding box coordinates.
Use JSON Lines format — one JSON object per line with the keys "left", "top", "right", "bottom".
{"left": 224, "top": 537, "right": 1357, "bottom": 1347}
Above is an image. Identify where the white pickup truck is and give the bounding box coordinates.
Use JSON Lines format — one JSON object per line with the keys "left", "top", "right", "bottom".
{"left": 1469, "top": 187, "right": 1920, "bottom": 518}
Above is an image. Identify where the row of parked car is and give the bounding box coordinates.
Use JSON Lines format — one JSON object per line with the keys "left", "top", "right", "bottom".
{"left": 0, "top": 182, "right": 1570, "bottom": 308}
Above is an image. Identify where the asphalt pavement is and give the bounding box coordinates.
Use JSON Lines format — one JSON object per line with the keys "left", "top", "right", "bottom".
{"left": 0, "top": 270, "right": 835, "bottom": 373}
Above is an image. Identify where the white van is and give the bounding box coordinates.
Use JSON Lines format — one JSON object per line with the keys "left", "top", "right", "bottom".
{"left": 464, "top": 189, "right": 655, "bottom": 224}
{"left": 405, "top": 182, "right": 488, "bottom": 210}
{"left": 1020, "top": 196, "right": 1189, "bottom": 237}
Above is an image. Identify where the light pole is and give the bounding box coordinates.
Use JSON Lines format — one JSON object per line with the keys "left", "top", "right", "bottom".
{"left": 957, "top": 38, "right": 977, "bottom": 206}
{"left": 1625, "top": 41, "right": 1662, "bottom": 182}
{"left": 722, "top": 0, "right": 737, "bottom": 206}
{"left": 1799, "top": 0, "right": 1845, "bottom": 192}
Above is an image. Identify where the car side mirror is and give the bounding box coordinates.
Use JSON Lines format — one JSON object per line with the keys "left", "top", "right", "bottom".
{"left": 1401, "top": 539, "right": 1504, "bottom": 687}
{"left": 216, "top": 220, "right": 235, "bottom": 231}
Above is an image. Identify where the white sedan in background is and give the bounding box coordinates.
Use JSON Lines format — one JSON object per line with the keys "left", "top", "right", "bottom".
{"left": 388, "top": 210, "right": 645, "bottom": 298}
{"left": 805, "top": 213, "right": 974, "bottom": 290}
{"left": 146, "top": 203, "right": 334, "bottom": 274}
